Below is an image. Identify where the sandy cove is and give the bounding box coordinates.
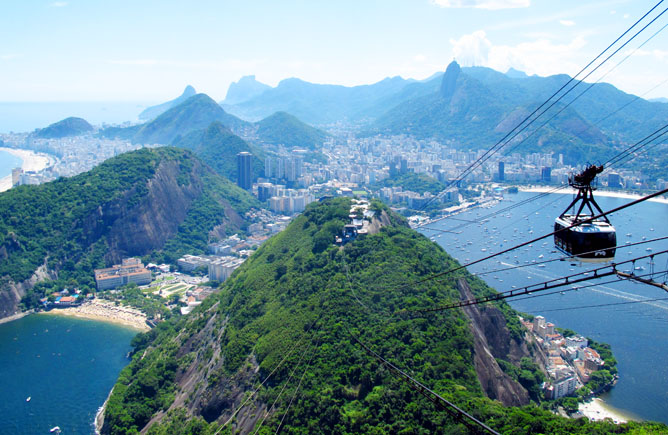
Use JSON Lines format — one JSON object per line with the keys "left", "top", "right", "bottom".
{"left": 40, "top": 299, "right": 150, "bottom": 331}
{"left": 578, "top": 397, "right": 639, "bottom": 424}
{"left": 0, "top": 147, "right": 56, "bottom": 192}
{"left": 519, "top": 185, "right": 668, "bottom": 204}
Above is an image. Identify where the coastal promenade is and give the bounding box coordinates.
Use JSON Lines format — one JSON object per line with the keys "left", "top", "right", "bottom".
{"left": 0, "top": 147, "right": 56, "bottom": 192}
{"left": 41, "top": 299, "right": 150, "bottom": 331}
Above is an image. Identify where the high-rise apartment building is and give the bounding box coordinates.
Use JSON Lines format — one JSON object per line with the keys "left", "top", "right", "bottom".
{"left": 237, "top": 152, "right": 253, "bottom": 190}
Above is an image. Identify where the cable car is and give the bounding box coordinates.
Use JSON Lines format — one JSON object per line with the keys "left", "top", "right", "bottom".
{"left": 554, "top": 164, "right": 616, "bottom": 262}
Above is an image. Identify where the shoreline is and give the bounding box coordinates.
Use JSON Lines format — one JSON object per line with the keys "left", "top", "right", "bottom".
{"left": 39, "top": 299, "right": 150, "bottom": 331}
{"left": 0, "top": 310, "right": 33, "bottom": 325}
{"left": 578, "top": 397, "right": 639, "bottom": 424}
{"left": 518, "top": 185, "right": 668, "bottom": 204}
{"left": 0, "top": 146, "right": 56, "bottom": 192}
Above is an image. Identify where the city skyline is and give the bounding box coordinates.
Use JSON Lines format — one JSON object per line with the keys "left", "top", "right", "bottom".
{"left": 1, "top": 0, "right": 667, "bottom": 102}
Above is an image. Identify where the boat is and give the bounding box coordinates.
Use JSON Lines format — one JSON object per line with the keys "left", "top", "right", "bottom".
{"left": 50, "top": 427, "right": 61, "bottom": 434}
{"left": 26, "top": 396, "right": 31, "bottom": 402}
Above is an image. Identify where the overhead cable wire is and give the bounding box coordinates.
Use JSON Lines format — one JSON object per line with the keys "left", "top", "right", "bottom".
{"left": 469, "top": 235, "right": 668, "bottom": 279}
{"left": 215, "top": 320, "right": 318, "bottom": 433}
{"left": 509, "top": 269, "right": 668, "bottom": 303}
{"left": 274, "top": 340, "right": 320, "bottom": 434}
{"left": 398, "top": 187, "right": 668, "bottom": 292}
{"left": 501, "top": 17, "right": 668, "bottom": 159}
{"left": 538, "top": 296, "right": 668, "bottom": 313}
{"left": 603, "top": 123, "right": 668, "bottom": 168}
{"left": 398, "top": 249, "right": 668, "bottom": 316}
{"left": 346, "top": 326, "right": 500, "bottom": 435}
{"left": 253, "top": 338, "right": 315, "bottom": 435}
{"left": 418, "top": 0, "right": 666, "bottom": 211}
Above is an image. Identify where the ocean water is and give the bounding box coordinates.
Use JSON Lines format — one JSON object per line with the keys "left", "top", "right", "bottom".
{"left": 0, "top": 102, "right": 152, "bottom": 133}
{"left": 421, "top": 191, "right": 668, "bottom": 424}
{"left": 0, "top": 314, "right": 138, "bottom": 434}
{"left": 0, "top": 150, "right": 23, "bottom": 178}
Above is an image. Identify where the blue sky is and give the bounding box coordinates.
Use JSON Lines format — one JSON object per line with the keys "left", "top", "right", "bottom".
{"left": 1, "top": 0, "right": 666, "bottom": 102}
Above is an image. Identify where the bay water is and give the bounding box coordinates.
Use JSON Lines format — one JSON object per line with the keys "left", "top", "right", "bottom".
{"left": 0, "top": 314, "right": 138, "bottom": 434}
{"left": 421, "top": 191, "right": 668, "bottom": 424}
{"left": 0, "top": 149, "right": 23, "bottom": 179}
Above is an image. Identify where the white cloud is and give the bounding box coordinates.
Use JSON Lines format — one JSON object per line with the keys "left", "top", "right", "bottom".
{"left": 108, "top": 59, "right": 159, "bottom": 66}
{"left": 559, "top": 20, "right": 576, "bottom": 27}
{"left": 449, "top": 30, "right": 586, "bottom": 77}
{"left": 430, "top": 0, "right": 530, "bottom": 10}
{"left": 623, "top": 13, "right": 629, "bottom": 19}
{"left": 1, "top": 54, "right": 20, "bottom": 61}
{"left": 414, "top": 54, "right": 427, "bottom": 62}
{"left": 50, "top": 1, "right": 68, "bottom": 7}
{"left": 628, "top": 48, "right": 668, "bottom": 62}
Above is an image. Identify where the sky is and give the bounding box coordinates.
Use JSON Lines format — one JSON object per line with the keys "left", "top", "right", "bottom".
{"left": 1, "top": 0, "right": 667, "bottom": 102}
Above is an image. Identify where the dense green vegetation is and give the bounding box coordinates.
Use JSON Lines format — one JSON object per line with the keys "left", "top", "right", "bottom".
{"left": 0, "top": 147, "right": 257, "bottom": 311}
{"left": 255, "top": 111, "right": 328, "bottom": 149}
{"left": 375, "top": 171, "right": 445, "bottom": 194}
{"left": 100, "top": 94, "right": 249, "bottom": 145}
{"left": 171, "top": 121, "right": 264, "bottom": 181}
{"left": 34, "top": 116, "right": 93, "bottom": 138}
{"left": 102, "top": 198, "right": 665, "bottom": 434}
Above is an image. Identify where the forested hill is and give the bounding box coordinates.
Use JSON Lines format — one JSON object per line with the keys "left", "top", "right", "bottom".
{"left": 0, "top": 147, "right": 258, "bottom": 318}
{"left": 172, "top": 121, "right": 264, "bottom": 181}
{"left": 33, "top": 116, "right": 94, "bottom": 138}
{"left": 101, "top": 198, "right": 665, "bottom": 434}
{"left": 99, "top": 94, "right": 250, "bottom": 145}
{"left": 255, "top": 111, "right": 329, "bottom": 149}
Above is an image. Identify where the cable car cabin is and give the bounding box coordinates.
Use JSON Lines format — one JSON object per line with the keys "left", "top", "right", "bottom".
{"left": 554, "top": 215, "right": 616, "bottom": 261}
{"left": 554, "top": 164, "right": 616, "bottom": 262}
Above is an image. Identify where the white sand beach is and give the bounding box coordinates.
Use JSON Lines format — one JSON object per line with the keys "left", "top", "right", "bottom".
{"left": 40, "top": 299, "right": 150, "bottom": 331}
{"left": 519, "top": 185, "right": 668, "bottom": 204}
{"left": 0, "top": 147, "right": 55, "bottom": 192}
{"left": 578, "top": 397, "right": 637, "bottom": 424}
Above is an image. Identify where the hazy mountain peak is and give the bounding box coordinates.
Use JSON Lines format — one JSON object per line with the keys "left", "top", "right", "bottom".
{"left": 506, "top": 67, "right": 528, "bottom": 79}
{"left": 440, "top": 60, "right": 461, "bottom": 100}
{"left": 138, "top": 85, "right": 198, "bottom": 121}
{"left": 223, "top": 75, "right": 271, "bottom": 105}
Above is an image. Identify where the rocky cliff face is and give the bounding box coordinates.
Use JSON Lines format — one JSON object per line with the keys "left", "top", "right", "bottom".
{"left": 457, "top": 278, "right": 531, "bottom": 406}
{"left": 0, "top": 262, "right": 56, "bottom": 318}
{"left": 0, "top": 149, "right": 251, "bottom": 319}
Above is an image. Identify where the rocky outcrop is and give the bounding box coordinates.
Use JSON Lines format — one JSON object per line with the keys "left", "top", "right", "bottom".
{"left": 0, "top": 262, "right": 57, "bottom": 318}
{"left": 457, "top": 278, "right": 530, "bottom": 406}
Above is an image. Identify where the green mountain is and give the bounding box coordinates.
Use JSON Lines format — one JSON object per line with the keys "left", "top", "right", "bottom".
{"left": 255, "top": 111, "right": 329, "bottom": 149}
{"left": 0, "top": 147, "right": 258, "bottom": 318}
{"left": 172, "top": 121, "right": 263, "bottom": 181}
{"left": 100, "top": 94, "right": 250, "bottom": 145}
{"left": 375, "top": 171, "right": 445, "bottom": 194}
{"left": 372, "top": 62, "right": 617, "bottom": 165}
{"left": 139, "top": 85, "right": 197, "bottom": 121}
{"left": 222, "top": 75, "right": 271, "bottom": 105}
{"left": 100, "top": 198, "right": 665, "bottom": 434}
{"left": 34, "top": 116, "right": 94, "bottom": 138}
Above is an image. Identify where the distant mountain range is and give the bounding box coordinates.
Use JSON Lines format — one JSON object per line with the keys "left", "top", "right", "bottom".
{"left": 33, "top": 116, "right": 93, "bottom": 138}
{"left": 221, "top": 75, "right": 419, "bottom": 124}
{"left": 138, "top": 85, "right": 197, "bottom": 121}
{"left": 100, "top": 93, "right": 328, "bottom": 179}
{"left": 222, "top": 75, "right": 271, "bottom": 105}
{"left": 220, "top": 62, "right": 668, "bottom": 165}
